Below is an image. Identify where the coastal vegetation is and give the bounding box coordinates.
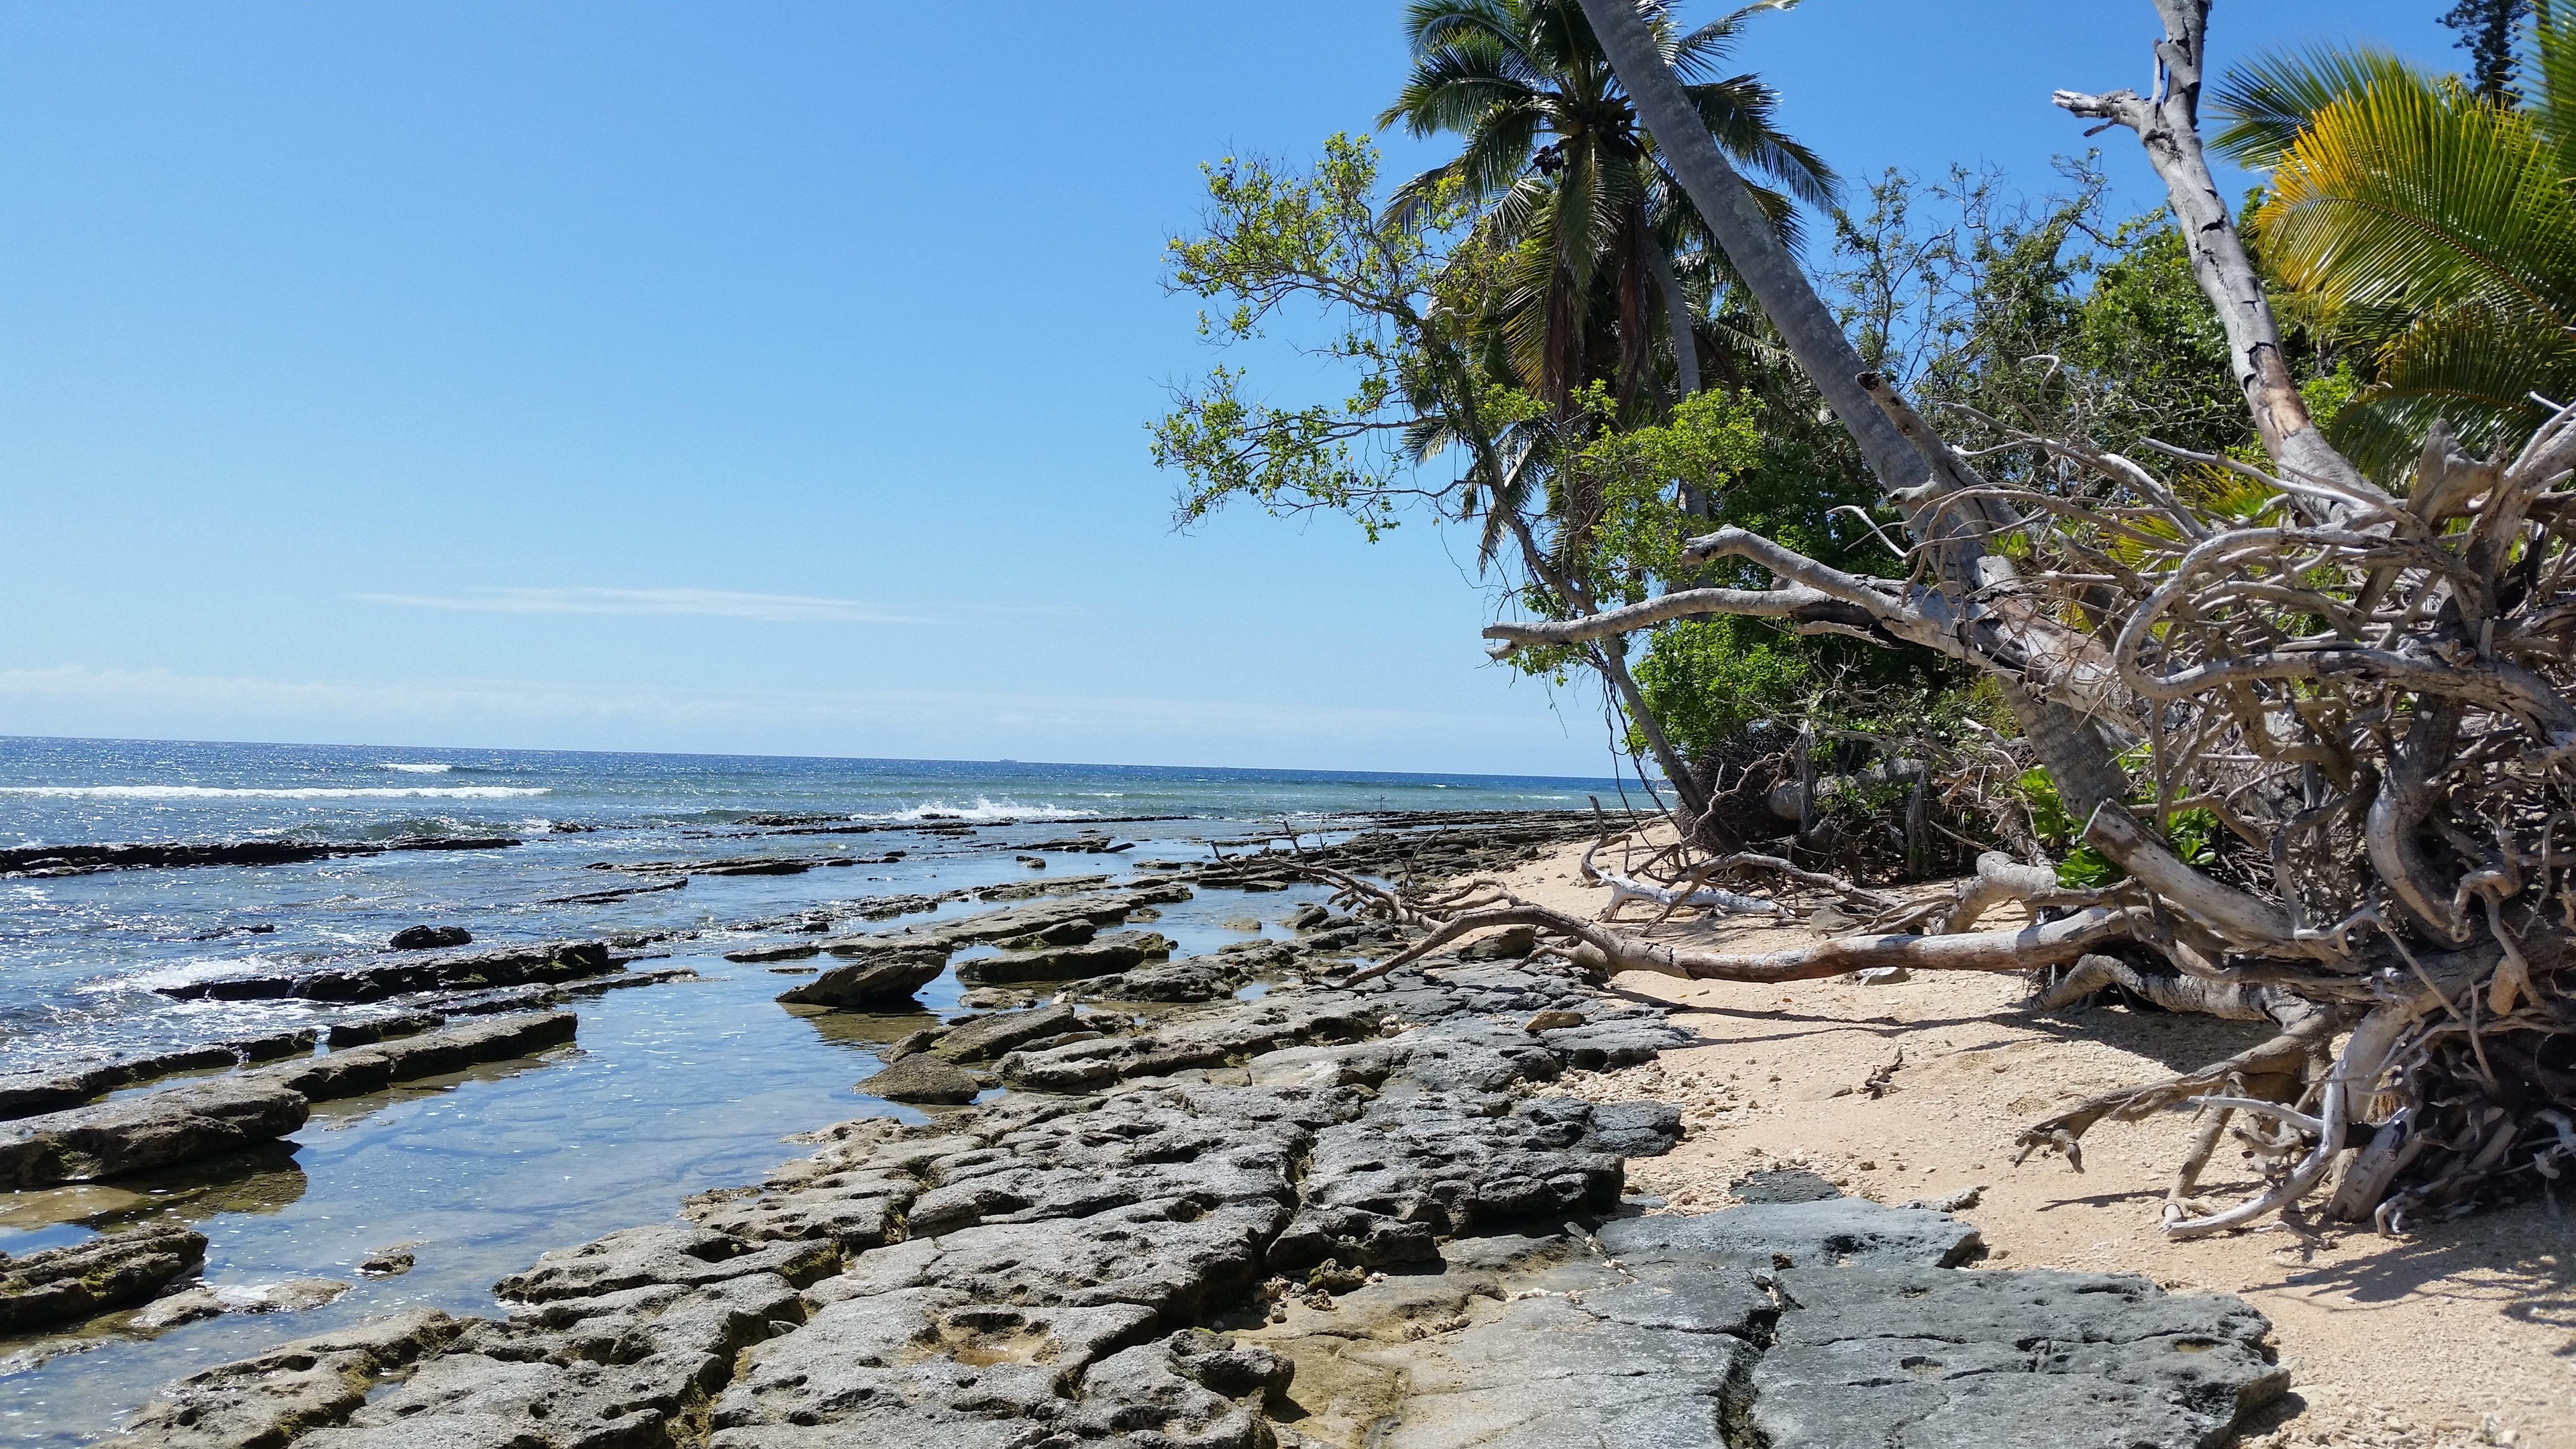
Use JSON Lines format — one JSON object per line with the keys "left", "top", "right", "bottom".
{"left": 1159, "top": 0, "right": 2576, "bottom": 1240}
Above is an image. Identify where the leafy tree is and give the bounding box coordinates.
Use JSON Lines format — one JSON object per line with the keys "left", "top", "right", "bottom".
{"left": 1153, "top": 136, "right": 1499, "bottom": 546}
{"left": 1151, "top": 136, "right": 1720, "bottom": 807}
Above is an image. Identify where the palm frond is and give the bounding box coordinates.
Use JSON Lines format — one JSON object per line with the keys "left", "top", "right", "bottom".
{"left": 1682, "top": 73, "right": 1837, "bottom": 209}
{"left": 2255, "top": 74, "right": 2576, "bottom": 333}
{"left": 2331, "top": 299, "right": 2576, "bottom": 474}
{"left": 1379, "top": 36, "right": 1541, "bottom": 136}
{"left": 1666, "top": 1, "right": 1795, "bottom": 80}
{"left": 2210, "top": 44, "right": 2428, "bottom": 168}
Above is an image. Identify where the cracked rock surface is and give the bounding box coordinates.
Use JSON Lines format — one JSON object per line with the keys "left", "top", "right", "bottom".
{"left": 99, "top": 957, "right": 2288, "bottom": 1449}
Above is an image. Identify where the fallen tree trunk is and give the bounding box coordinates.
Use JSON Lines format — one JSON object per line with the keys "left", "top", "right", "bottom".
{"left": 1351, "top": 896, "right": 2138, "bottom": 986}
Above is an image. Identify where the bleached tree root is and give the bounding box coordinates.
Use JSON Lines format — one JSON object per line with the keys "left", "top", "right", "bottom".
{"left": 2029, "top": 952, "right": 2300, "bottom": 1022}
{"left": 1344, "top": 894, "right": 2141, "bottom": 986}
{"left": 1578, "top": 839, "right": 1785, "bottom": 920}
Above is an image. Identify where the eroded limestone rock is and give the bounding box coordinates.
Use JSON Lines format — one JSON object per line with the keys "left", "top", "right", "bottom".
{"left": 0, "top": 1226, "right": 207, "bottom": 1333}
{"left": 100, "top": 1307, "right": 464, "bottom": 1449}
{"left": 0, "top": 1079, "right": 310, "bottom": 1190}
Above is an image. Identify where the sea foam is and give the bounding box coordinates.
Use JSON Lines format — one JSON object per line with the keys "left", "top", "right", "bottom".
{"left": 867, "top": 797, "right": 1092, "bottom": 822}
{"left": 377, "top": 763, "right": 455, "bottom": 773}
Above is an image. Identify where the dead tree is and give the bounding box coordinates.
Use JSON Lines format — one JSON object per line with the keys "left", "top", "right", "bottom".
{"left": 1392, "top": 0, "right": 2576, "bottom": 1237}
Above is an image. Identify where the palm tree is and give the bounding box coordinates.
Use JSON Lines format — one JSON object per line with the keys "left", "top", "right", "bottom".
{"left": 1377, "top": 0, "right": 1834, "bottom": 416}
{"left": 2212, "top": 5, "right": 2576, "bottom": 474}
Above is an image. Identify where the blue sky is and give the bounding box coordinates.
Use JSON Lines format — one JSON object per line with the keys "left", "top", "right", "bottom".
{"left": 0, "top": 1, "right": 2453, "bottom": 776}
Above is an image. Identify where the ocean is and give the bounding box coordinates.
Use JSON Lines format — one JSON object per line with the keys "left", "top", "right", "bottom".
{"left": 0, "top": 735, "right": 1620, "bottom": 1442}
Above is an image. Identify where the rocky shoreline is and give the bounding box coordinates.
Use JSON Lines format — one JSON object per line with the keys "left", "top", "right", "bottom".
{"left": 83, "top": 939, "right": 2287, "bottom": 1446}
{"left": 1, "top": 812, "right": 2298, "bottom": 1446}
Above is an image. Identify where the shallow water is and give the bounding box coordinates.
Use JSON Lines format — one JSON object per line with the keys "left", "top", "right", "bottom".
{"left": 0, "top": 736, "right": 1608, "bottom": 1443}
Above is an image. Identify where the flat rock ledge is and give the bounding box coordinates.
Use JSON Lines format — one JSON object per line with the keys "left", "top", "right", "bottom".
{"left": 98, "top": 963, "right": 2290, "bottom": 1449}
{"left": 0, "top": 1012, "right": 578, "bottom": 1203}
{"left": 0, "top": 1226, "right": 207, "bottom": 1335}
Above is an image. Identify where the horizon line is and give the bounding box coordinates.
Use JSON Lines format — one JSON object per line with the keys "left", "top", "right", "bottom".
{"left": 0, "top": 731, "right": 1654, "bottom": 788}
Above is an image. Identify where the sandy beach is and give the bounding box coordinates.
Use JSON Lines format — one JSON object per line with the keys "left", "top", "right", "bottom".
{"left": 1487, "top": 835, "right": 2576, "bottom": 1449}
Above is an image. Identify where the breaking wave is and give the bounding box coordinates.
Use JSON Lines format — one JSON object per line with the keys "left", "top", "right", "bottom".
{"left": 377, "top": 763, "right": 455, "bottom": 773}
{"left": 864, "top": 798, "right": 1093, "bottom": 822}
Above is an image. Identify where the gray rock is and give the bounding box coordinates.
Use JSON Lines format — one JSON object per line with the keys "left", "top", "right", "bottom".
{"left": 313, "top": 1273, "right": 805, "bottom": 1449}
{"left": 1599, "top": 1195, "right": 1982, "bottom": 1272}
{"left": 434, "top": 983, "right": 570, "bottom": 1017}
{"left": 0, "top": 1078, "right": 310, "bottom": 1189}
{"left": 227, "top": 1028, "right": 318, "bottom": 1063}
{"left": 262, "top": 1012, "right": 578, "bottom": 1102}
{"left": 1733, "top": 1167, "right": 1843, "bottom": 1204}
{"left": 1271, "top": 1095, "right": 1625, "bottom": 1271}
{"left": 724, "top": 942, "right": 819, "bottom": 963}
{"left": 957, "top": 987, "right": 1037, "bottom": 1010}
{"left": 1094, "top": 953, "right": 1256, "bottom": 1003}
{"left": 994, "top": 919, "right": 1095, "bottom": 948}
{"left": 893, "top": 1087, "right": 1322, "bottom": 1240}
{"left": 138, "top": 1276, "right": 354, "bottom": 1326}
{"left": 774, "top": 947, "right": 948, "bottom": 1008}
{"left": 494, "top": 1226, "right": 838, "bottom": 1304}
{"left": 975, "top": 873, "right": 1114, "bottom": 901}
{"left": 856, "top": 1055, "right": 981, "bottom": 1106}
{"left": 0, "top": 836, "right": 519, "bottom": 880}
{"left": 101, "top": 933, "right": 2288, "bottom": 1449}
{"left": 953, "top": 930, "right": 1175, "bottom": 985}
{"left": 1750, "top": 1264, "right": 2288, "bottom": 1448}
{"left": 1000, "top": 996, "right": 1383, "bottom": 1092}
{"left": 388, "top": 925, "right": 472, "bottom": 951}
{"left": 1579, "top": 1099, "right": 1685, "bottom": 1157}
{"left": 246, "top": 1277, "right": 352, "bottom": 1313}
{"left": 814, "top": 1199, "right": 1285, "bottom": 1325}
{"left": 930, "top": 1003, "right": 1079, "bottom": 1063}
{"left": 1358, "top": 1289, "right": 1760, "bottom": 1448}
{"left": 325, "top": 1011, "right": 444, "bottom": 1049}
{"left": 1460, "top": 924, "right": 1540, "bottom": 960}
{"left": 712, "top": 1288, "right": 1155, "bottom": 1442}
{"left": 0, "top": 1226, "right": 207, "bottom": 1332}
{"left": 0, "top": 1045, "right": 246, "bottom": 1121}
{"left": 128, "top": 1286, "right": 223, "bottom": 1332}
{"left": 160, "top": 938, "right": 614, "bottom": 1002}
{"left": 685, "top": 1177, "right": 912, "bottom": 1255}
{"left": 99, "top": 1307, "right": 464, "bottom": 1449}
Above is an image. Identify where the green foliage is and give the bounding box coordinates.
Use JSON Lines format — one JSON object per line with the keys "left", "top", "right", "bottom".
{"left": 1563, "top": 386, "right": 1766, "bottom": 600}
{"left": 1631, "top": 623, "right": 1816, "bottom": 759}
{"left": 2074, "top": 220, "right": 2251, "bottom": 458}
{"left": 1152, "top": 136, "right": 1501, "bottom": 542}
{"left": 2016, "top": 765, "right": 2121, "bottom": 886}
{"left": 2012, "top": 769, "right": 2224, "bottom": 886}
{"left": 2440, "top": 0, "right": 2536, "bottom": 101}
{"left": 2167, "top": 808, "right": 2222, "bottom": 868}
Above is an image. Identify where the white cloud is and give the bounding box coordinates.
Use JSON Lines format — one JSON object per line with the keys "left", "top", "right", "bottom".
{"left": 348, "top": 586, "right": 928, "bottom": 624}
